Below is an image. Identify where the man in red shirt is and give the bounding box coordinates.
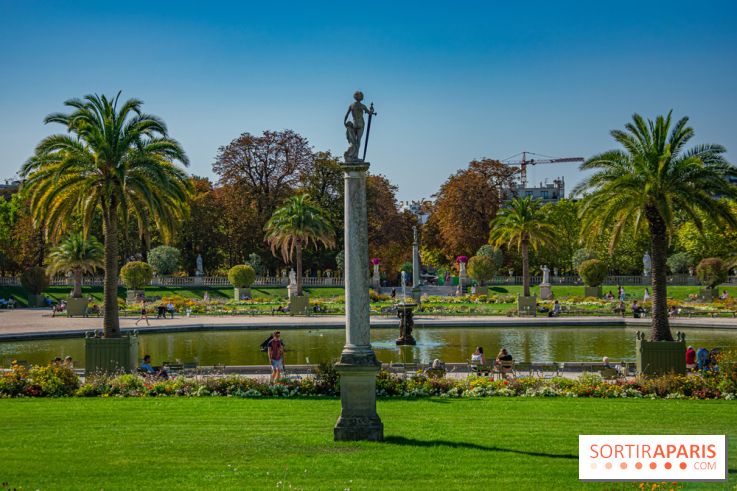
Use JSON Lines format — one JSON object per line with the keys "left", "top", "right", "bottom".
{"left": 268, "top": 331, "right": 285, "bottom": 383}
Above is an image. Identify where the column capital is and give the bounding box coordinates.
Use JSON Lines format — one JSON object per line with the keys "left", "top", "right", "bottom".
{"left": 340, "top": 161, "right": 370, "bottom": 173}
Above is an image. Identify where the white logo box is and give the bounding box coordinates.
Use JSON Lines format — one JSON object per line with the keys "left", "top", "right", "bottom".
{"left": 579, "top": 435, "right": 727, "bottom": 482}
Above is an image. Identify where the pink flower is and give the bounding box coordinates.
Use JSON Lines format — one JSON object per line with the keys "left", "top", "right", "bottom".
{"left": 456, "top": 255, "right": 469, "bottom": 264}
{"left": 371, "top": 258, "right": 380, "bottom": 265}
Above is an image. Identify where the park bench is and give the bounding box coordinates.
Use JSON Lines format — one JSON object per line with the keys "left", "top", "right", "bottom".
{"left": 513, "top": 362, "right": 534, "bottom": 377}
{"left": 674, "top": 308, "right": 737, "bottom": 318}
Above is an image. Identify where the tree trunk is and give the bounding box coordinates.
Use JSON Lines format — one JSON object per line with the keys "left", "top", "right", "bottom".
{"left": 102, "top": 202, "right": 121, "bottom": 338}
{"left": 521, "top": 238, "right": 530, "bottom": 297}
{"left": 646, "top": 206, "right": 673, "bottom": 341}
{"left": 296, "top": 239, "right": 303, "bottom": 297}
{"left": 72, "top": 268, "right": 82, "bottom": 298}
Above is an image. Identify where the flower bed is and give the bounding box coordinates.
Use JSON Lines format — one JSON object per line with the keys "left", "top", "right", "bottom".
{"left": 2, "top": 352, "right": 736, "bottom": 400}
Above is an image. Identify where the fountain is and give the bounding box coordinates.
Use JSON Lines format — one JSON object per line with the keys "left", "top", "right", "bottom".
{"left": 396, "top": 270, "right": 417, "bottom": 345}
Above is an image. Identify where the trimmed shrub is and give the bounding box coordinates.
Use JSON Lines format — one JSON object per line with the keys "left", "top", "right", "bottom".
{"left": 228, "top": 265, "right": 256, "bottom": 288}
{"left": 572, "top": 248, "right": 597, "bottom": 270}
{"left": 476, "top": 244, "right": 504, "bottom": 269}
{"left": 696, "top": 257, "right": 728, "bottom": 288}
{"left": 21, "top": 266, "right": 49, "bottom": 294}
{"left": 666, "top": 252, "right": 692, "bottom": 274}
{"left": 120, "top": 261, "right": 153, "bottom": 289}
{"left": 578, "top": 259, "right": 607, "bottom": 287}
{"left": 467, "top": 255, "right": 496, "bottom": 285}
{"left": 147, "top": 246, "right": 181, "bottom": 275}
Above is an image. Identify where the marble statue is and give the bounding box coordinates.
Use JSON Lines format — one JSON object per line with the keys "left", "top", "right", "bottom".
{"left": 643, "top": 252, "right": 652, "bottom": 276}
{"left": 343, "top": 91, "right": 375, "bottom": 162}
{"left": 195, "top": 254, "right": 204, "bottom": 276}
{"left": 541, "top": 265, "right": 550, "bottom": 284}
{"left": 289, "top": 268, "right": 297, "bottom": 286}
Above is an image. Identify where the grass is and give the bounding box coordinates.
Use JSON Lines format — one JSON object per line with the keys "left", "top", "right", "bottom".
{"left": 0, "top": 397, "right": 735, "bottom": 490}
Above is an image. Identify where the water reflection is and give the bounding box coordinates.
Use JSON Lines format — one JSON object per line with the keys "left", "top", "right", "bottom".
{"left": 1, "top": 327, "right": 736, "bottom": 366}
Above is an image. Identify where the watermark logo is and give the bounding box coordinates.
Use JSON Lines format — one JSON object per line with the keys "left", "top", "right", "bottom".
{"left": 579, "top": 435, "right": 727, "bottom": 482}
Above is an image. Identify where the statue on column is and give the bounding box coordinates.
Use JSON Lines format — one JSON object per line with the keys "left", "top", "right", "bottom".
{"left": 541, "top": 265, "right": 550, "bottom": 285}
{"left": 343, "top": 91, "right": 376, "bottom": 162}
{"left": 195, "top": 254, "right": 204, "bottom": 277}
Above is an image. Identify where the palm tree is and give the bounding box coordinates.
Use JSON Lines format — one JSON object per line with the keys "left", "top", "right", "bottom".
{"left": 21, "top": 93, "right": 190, "bottom": 338}
{"left": 265, "top": 194, "right": 336, "bottom": 296}
{"left": 46, "top": 233, "right": 104, "bottom": 298}
{"left": 489, "top": 196, "right": 557, "bottom": 297}
{"left": 573, "top": 112, "right": 737, "bottom": 341}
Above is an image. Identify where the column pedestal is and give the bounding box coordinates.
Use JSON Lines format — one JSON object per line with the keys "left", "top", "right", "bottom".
{"left": 334, "top": 161, "right": 383, "bottom": 442}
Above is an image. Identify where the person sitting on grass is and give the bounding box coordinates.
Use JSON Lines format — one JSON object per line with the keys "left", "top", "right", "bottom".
{"left": 140, "top": 354, "right": 168, "bottom": 379}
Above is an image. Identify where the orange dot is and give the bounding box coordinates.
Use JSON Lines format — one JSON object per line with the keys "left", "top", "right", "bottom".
{"left": 650, "top": 462, "right": 657, "bottom": 469}
{"left": 590, "top": 463, "right": 597, "bottom": 470}
{"left": 620, "top": 462, "right": 627, "bottom": 469}
{"left": 635, "top": 462, "right": 643, "bottom": 469}
{"left": 605, "top": 462, "right": 613, "bottom": 469}
{"left": 664, "top": 462, "right": 672, "bottom": 470}
{"left": 679, "top": 462, "right": 687, "bottom": 470}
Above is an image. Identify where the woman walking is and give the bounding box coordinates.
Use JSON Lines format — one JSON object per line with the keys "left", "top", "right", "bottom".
{"left": 135, "top": 299, "right": 150, "bottom": 326}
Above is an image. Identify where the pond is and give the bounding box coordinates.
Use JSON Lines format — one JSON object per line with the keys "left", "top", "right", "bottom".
{"left": 1, "top": 326, "right": 736, "bottom": 367}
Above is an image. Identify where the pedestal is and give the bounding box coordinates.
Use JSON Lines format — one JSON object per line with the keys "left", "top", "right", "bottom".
{"left": 334, "top": 161, "right": 383, "bottom": 442}
{"left": 234, "top": 287, "right": 251, "bottom": 300}
{"left": 193, "top": 275, "right": 203, "bottom": 286}
{"left": 699, "top": 288, "right": 717, "bottom": 302}
{"left": 126, "top": 289, "right": 145, "bottom": 304}
{"left": 287, "top": 284, "right": 298, "bottom": 298}
{"left": 539, "top": 283, "right": 553, "bottom": 300}
{"left": 334, "top": 363, "right": 384, "bottom": 441}
{"left": 584, "top": 286, "right": 602, "bottom": 298}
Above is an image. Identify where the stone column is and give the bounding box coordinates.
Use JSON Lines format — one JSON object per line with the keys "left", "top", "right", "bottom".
{"left": 412, "top": 226, "right": 421, "bottom": 288}
{"left": 334, "top": 161, "right": 383, "bottom": 442}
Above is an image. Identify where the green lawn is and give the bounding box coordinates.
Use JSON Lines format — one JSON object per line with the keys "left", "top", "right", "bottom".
{"left": 0, "top": 398, "right": 734, "bottom": 490}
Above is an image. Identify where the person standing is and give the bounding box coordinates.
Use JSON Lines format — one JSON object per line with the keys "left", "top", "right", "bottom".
{"left": 135, "top": 299, "right": 150, "bottom": 326}
{"left": 643, "top": 288, "right": 650, "bottom": 302}
{"left": 166, "top": 301, "right": 175, "bottom": 319}
{"left": 268, "top": 331, "right": 285, "bottom": 383}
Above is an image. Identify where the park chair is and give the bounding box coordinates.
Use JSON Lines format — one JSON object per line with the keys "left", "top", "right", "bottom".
{"left": 494, "top": 360, "right": 515, "bottom": 380}
{"left": 513, "top": 362, "right": 534, "bottom": 377}
{"left": 401, "top": 363, "right": 423, "bottom": 377}
{"left": 531, "top": 362, "right": 560, "bottom": 378}
{"left": 599, "top": 367, "right": 620, "bottom": 380}
{"left": 164, "top": 363, "right": 184, "bottom": 375}
{"left": 468, "top": 361, "right": 494, "bottom": 377}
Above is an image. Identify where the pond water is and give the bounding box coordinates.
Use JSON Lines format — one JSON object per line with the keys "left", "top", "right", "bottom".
{"left": 1, "top": 326, "right": 736, "bottom": 367}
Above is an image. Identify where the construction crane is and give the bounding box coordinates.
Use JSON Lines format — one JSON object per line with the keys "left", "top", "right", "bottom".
{"left": 502, "top": 151, "right": 584, "bottom": 187}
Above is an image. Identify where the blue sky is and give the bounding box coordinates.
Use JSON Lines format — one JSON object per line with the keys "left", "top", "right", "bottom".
{"left": 1, "top": 1, "right": 736, "bottom": 201}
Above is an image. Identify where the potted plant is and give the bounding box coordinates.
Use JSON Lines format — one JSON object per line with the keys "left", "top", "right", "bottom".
{"left": 467, "top": 255, "right": 495, "bottom": 295}
{"left": 46, "top": 233, "right": 104, "bottom": 316}
{"left": 120, "top": 261, "right": 153, "bottom": 303}
{"left": 21, "top": 266, "right": 49, "bottom": 307}
{"left": 578, "top": 259, "right": 607, "bottom": 298}
{"left": 696, "top": 258, "right": 728, "bottom": 302}
{"left": 228, "top": 264, "right": 256, "bottom": 301}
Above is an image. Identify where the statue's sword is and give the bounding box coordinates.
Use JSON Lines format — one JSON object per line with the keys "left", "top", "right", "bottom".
{"left": 362, "top": 103, "right": 375, "bottom": 161}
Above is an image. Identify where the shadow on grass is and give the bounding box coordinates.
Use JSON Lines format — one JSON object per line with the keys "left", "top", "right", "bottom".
{"left": 384, "top": 435, "right": 576, "bottom": 460}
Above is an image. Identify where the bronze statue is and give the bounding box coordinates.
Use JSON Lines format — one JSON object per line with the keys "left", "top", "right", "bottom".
{"left": 344, "top": 91, "right": 375, "bottom": 162}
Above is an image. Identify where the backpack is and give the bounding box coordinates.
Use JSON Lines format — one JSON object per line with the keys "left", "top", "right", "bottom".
{"left": 260, "top": 336, "right": 285, "bottom": 352}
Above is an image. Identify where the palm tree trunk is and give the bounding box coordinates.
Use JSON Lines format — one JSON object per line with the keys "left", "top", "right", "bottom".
{"left": 521, "top": 238, "right": 530, "bottom": 297}
{"left": 296, "top": 239, "right": 303, "bottom": 297}
{"left": 72, "top": 268, "right": 82, "bottom": 298}
{"left": 646, "top": 206, "right": 673, "bottom": 341}
{"left": 102, "top": 203, "right": 121, "bottom": 338}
